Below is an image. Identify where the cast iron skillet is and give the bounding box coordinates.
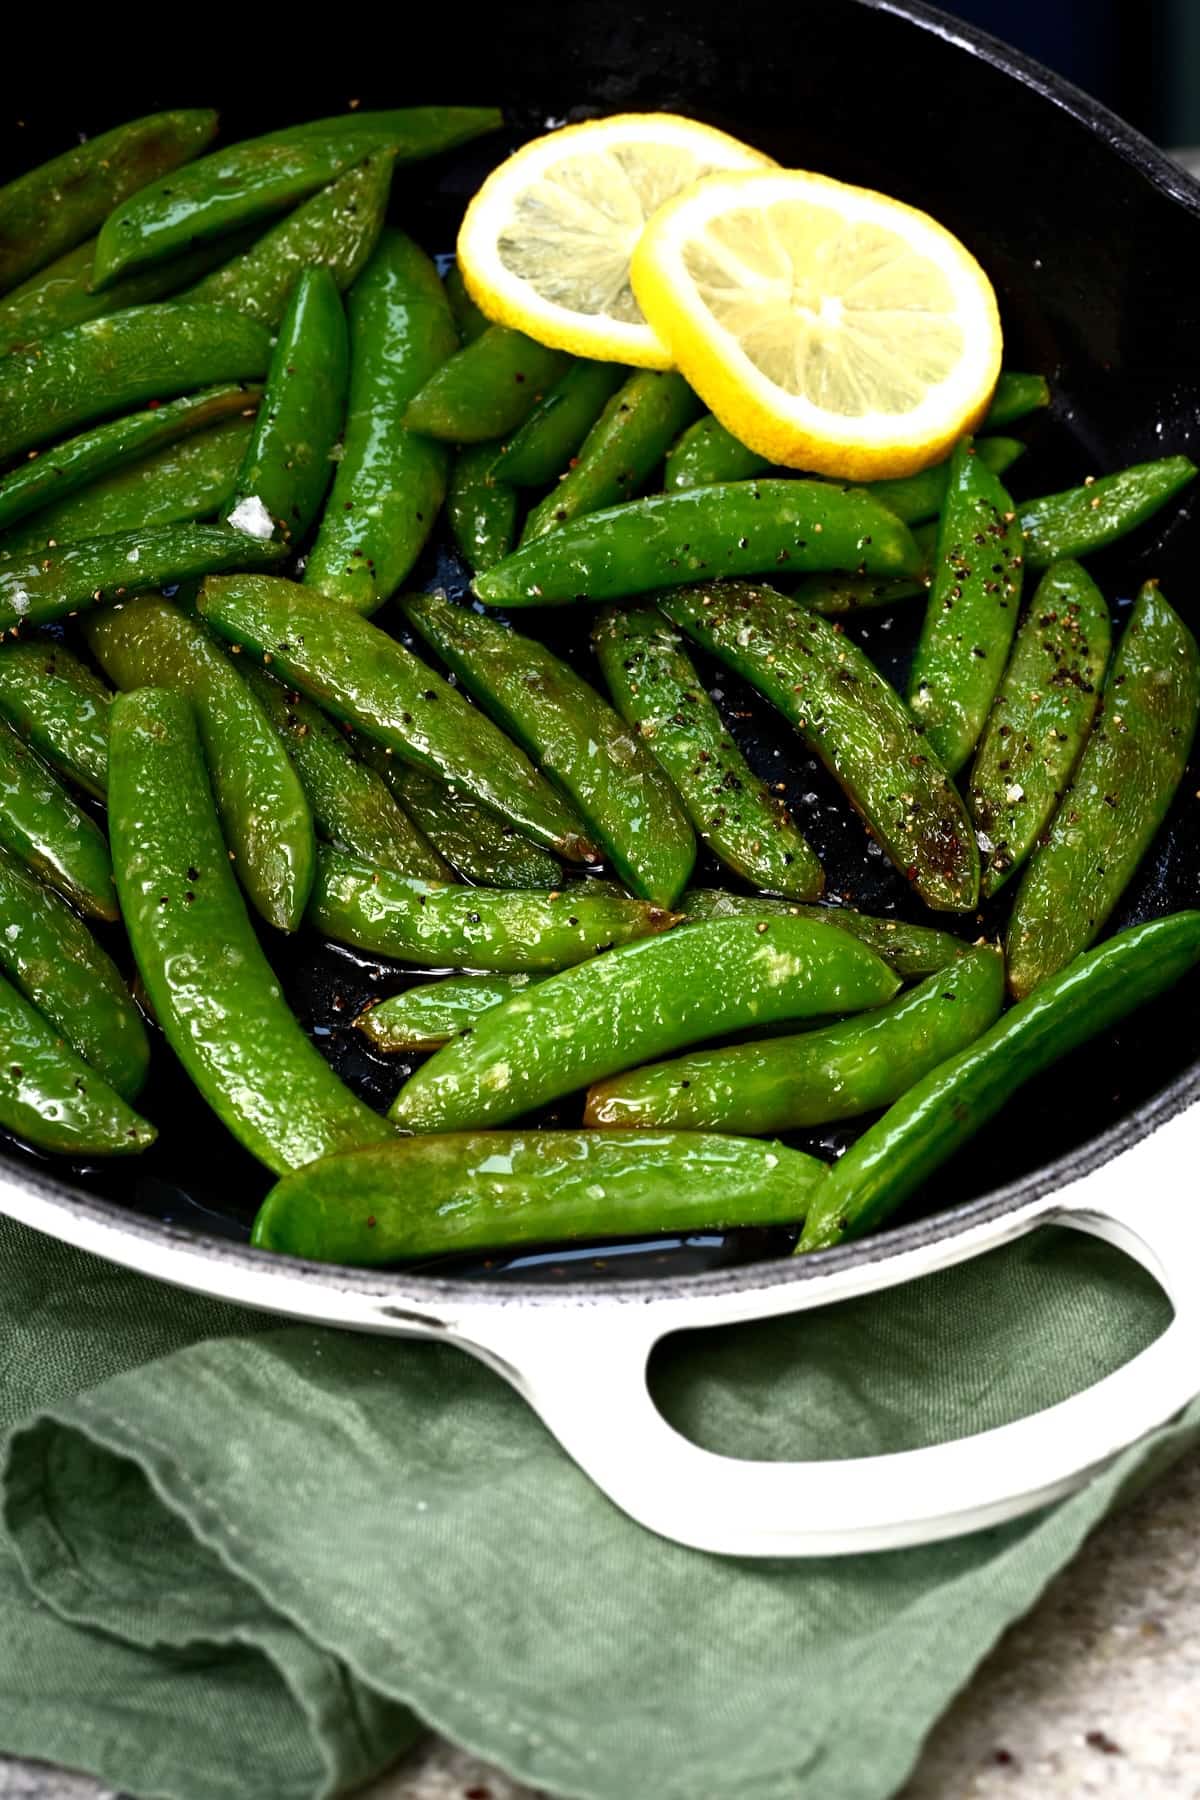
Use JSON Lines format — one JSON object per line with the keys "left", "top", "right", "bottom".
{"left": 2, "top": 0, "right": 1199, "bottom": 1555}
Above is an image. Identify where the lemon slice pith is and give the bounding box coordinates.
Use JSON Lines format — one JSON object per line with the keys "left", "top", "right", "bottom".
{"left": 456, "top": 114, "right": 775, "bottom": 369}
{"left": 630, "top": 168, "right": 1003, "bottom": 479}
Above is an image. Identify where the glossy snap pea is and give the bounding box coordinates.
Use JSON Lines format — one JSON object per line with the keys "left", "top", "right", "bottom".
{"left": 0, "top": 968, "right": 155, "bottom": 1158}
{"left": 1006, "top": 583, "right": 1200, "bottom": 998}
{"left": 665, "top": 582, "right": 980, "bottom": 911}
{"left": 391, "top": 914, "right": 899, "bottom": 1132}
{"left": 520, "top": 371, "right": 703, "bottom": 543}
{"left": 242, "top": 664, "right": 447, "bottom": 881}
{"left": 265, "top": 108, "right": 502, "bottom": 150}
{"left": 1021, "top": 455, "right": 1197, "bottom": 569}
{"left": 0, "top": 844, "right": 148, "bottom": 1099}
{"left": 0, "top": 384, "right": 258, "bottom": 536}
{"left": 585, "top": 947, "right": 1003, "bottom": 1132}
{"left": 0, "top": 640, "right": 111, "bottom": 799}
{"left": 798, "top": 912, "right": 1200, "bottom": 1252}
{"left": 907, "top": 439, "right": 1024, "bottom": 775}
{"left": 227, "top": 267, "right": 347, "bottom": 547}
{"left": 185, "top": 154, "right": 394, "bottom": 328}
{"left": 311, "top": 850, "right": 676, "bottom": 971}
{"left": 0, "top": 305, "right": 270, "bottom": 460}
{"left": 790, "top": 520, "right": 934, "bottom": 617}
{"left": 252, "top": 1128, "right": 823, "bottom": 1266}
{"left": 680, "top": 888, "right": 968, "bottom": 980}
{"left": 474, "top": 479, "right": 923, "bottom": 606}
{"left": 982, "top": 371, "right": 1051, "bottom": 431}
{"left": 372, "top": 758, "right": 559, "bottom": 888}
{"left": 443, "top": 263, "right": 488, "bottom": 344}
{"left": 86, "top": 595, "right": 315, "bottom": 931}
{"left": 109, "top": 688, "right": 389, "bottom": 1172}
{"left": 404, "top": 324, "right": 570, "bottom": 442}
{"left": 447, "top": 445, "right": 518, "bottom": 574}
{"left": 492, "top": 362, "right": 626, "bottom": 487}
{"left": 0, "top": 716, "right": 115, "bottom": 918}
{"left": 304, "top": 230, "right": 456, "bottom": 613}
{"left": 0, "top": 522, "right": 281, "bottom": 633}
{"left": 593, "top": 605, "right": 822, "bottom": 899}
{"left": 198, "top": 575, "right": 594, "bottom": 861}
{"left": 969, "top": 560, "right": 1111, "bottom": 896}
{"left": 664, "top": 414, "right": 770, "bottom": 492}
{"left": 358, "top": 973, "right": 549, "bottom": 1052}
{"left": 865, "top": 436, "right": 1024, "bottom": 527}
{"left": 405, "top": 591, "right": 695, "bottom": 907}
{"left": 0, "top": 109, "right": 217, "bottom": 293}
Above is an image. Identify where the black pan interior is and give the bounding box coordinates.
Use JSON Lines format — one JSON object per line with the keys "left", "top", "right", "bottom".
{"left": 2, "top": 0, "right": 1198, "bottom": 1286}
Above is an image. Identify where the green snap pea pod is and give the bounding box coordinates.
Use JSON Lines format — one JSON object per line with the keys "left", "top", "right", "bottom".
{"left": 664, "top": 414, "right": 770, "bottom": 492}
{"left": 799, "top": 912, "right": 1200, "bottom": 1252}
{"left": 0, "top": 384, "right": 259, "bottom": 537}
{"left": 227, "top": 267, "right": 347, "bottom": 547}
{"left": 593, "top": 605, "right": 822, "bottom": 900}
{"left": 1020, "top": 455, "right": 1197, "bottom": 569}
{"left": 492, "top": 362, "right": 626, "bottom": 487}
{"left": 303, "top": 229, "right": 456, "bottom": 613}
{"left": 241, "top": 664, "right": 447, "bottom": 880}
{"left": 0, "top": 417, "right": 254, "bottom": 558}
{"left": 404, "top": 324, "right": 570, "bottom": 443}
{"left": 791, "top": 519, "right": 935, "bottom": 617}
{"left": 680, "top": 888, "right": 968, "bottom": 980}
{"left": 0, "top": 716, "right": 115, "bottom": 918}
{"left": 520, "top": 371, "right": 702, "bottom": 543}
{"left": 1006, "top": 583, "right": 1200, "bottom": 998}
{"left": 391, "top": 915, "right": 900, "bottom": 1133}
{"left": 185, "top": 154, "right": 394, "bottom": 328}
{"left": 0, "top": 968, "right": 155, "bottom": 1157}
{"left": 371, "top": 756, "right": 559, "bottom": 888}
{"left": 92, "top": 109, "right": 500, "bottom": 289}
{"left": 443, "top": 263, "right": 488, "bottom": 344}
{"left": 969, "top": 560, "right": 1111, "bottom": 897}
{"left": 198, "top": 574, "right": 595, "bottom": 862}
{"left": 358, "top": 973, "right": 549, "bottom": 1052}
{"left": 86, "top": 594, "right": 315, "bottom": 931}
{"left": 585, "top": 946, "right": 1003, "bottom": 1132}
{"left": 109, "top": 688, "right": 389, "bottom": 1172}
{"left": 907, "top": 439, "right": 1024, "bottom": 775}
{"left": 982, "top": 371, "right": 1051, "bottom": 431}
{"left": 0, "top": 844, "right": 148, "bottom": 1099}
{"left": 447, "top": 445, "right": 518, "bottom": 574}
{"left": 0, "top": 640, "right": 111, "bottom": 800}
{"left": 0, "top": 110, "right": 218, "bottom": 295}
{"left": 310, "top": 850, "right": 677, "bottom": 971}
{"left": 252, "top": 1128, "right": 823, "bottom": 1266}
{"left": 0, "top": 523, "right": 281, "bottom": 634}
{"left": 0, "top": 305, "right": 271, "bottom": 461}
{"left": 864, "top": 437, "right": 1025, "bottom": 527}
{"left": 405, "top": 590, "right": 695, "bottom": 907}
{"left": 474, "top": 479, "right": 924, "bottom": 606}
{"left": 665, "top": 582, "right": 980, "bottom": 912}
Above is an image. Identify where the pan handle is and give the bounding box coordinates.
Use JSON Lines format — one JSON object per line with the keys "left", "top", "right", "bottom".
{"left": 452, "top": 1103, "right": 1200, "bottom": 1557}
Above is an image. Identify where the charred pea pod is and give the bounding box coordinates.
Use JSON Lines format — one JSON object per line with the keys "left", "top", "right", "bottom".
{"left": 790, "top": 520, "right": 936, "bottom": 617}
{"left": 0, "top": 969, "right": 155, "bottom": 1158}
{"left": 969, "top": 560, "right": 1111, "bottom": 897}
{"left": 906, "top": 439, "right": 1024, "bottom": 776}
{"left": 798, "top": 912, "right": 1200, "bottom": 1252}
{"left": 492, "top": 362, "right": 626, "bottom": 487}
{"left": 1021, "top": 455, "right": 1197, "bottom": 569}
{"left": 664, "top": 581, "right": 980, "bottom": 912}
{"left": 664, "top": 414, "right": 770, "bottom": 492}
{"left": 227, "top": 267, "right": 348, "bottom": 548}
{"left": 185, "top": 154, "right": 394, "bottom": 328}
{"left": 520, "top": 371, "right": 703, "bottom": 543}
{"left": 358, "top": 973, "right": 549, "bottom": 1052}
{"left": 197, "top": 574, "right": 595, "bottom": 862}
{"left": 0, "top": 305, "right": 270, "bottom": 461}
{"left": 447, "top": 445, "right": 519, "bottom": 574}
{"left": 0, "top": 109, "right": 218, "bottom": 294}
{"left": 473, "top": 479, "right": 924, "bottom": 606}
{"left": 679, "top": 888, "right": 968, "bottom": 980}
{"left": 1005, "top": 583, "right": 1200, "bottom": 998}
{"left": 251, "top": 1129, "right": 824, "bottom": 1267}
{"left": 443, "top": 263, "right": 488, "bottom": 344}
{"left": 390, "top": 915, "right": 899, "bottom": 1133}
{"left": 0, "top": 717, "right": 115, "bottom": 919}
{"left": 585, "top": 946, "right": 1004, "bottom": 1132}
{"left": 368, "top": 755, "right": 560, "bottom": 889}
{"left": 85, "top": 595, "right": 315, "bottom": 932}
{"left": 864, "top": 436, "right": 1024, "bottom": 527}
{"left": 593, "top": 605, "right": 823, "bottom": 899}
{"left": 310, "top": 850, "right": 677, "bottom": 972}
{"left": 404, "top": 324, "right": 570, "bottom": 443}
{"left": 982, "top": 371, "right": 1051, "bottom": 431}
{"left": 303, "top": 230, "right": 456, "bottom": 613}
{"left": 404, "top": 590, "right": 695, "bottom": 907}
{"left": 108, "top": 688, "right": 390, "bottom": 1173}
{"left": 0, "top": 640, "right": 111, "bottom": 800}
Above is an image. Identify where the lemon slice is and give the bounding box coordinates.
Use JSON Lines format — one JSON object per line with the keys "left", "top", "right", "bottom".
{"left": 630, "top": 168, "right": 1003, "bottom": 479}
{"left": 456, "top": 114, "right": 774, "bottom": 369}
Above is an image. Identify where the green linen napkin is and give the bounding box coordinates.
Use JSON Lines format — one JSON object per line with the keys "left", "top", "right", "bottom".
{"left": 1, "top": 1209, "right": 1196, "bottom": 1800}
